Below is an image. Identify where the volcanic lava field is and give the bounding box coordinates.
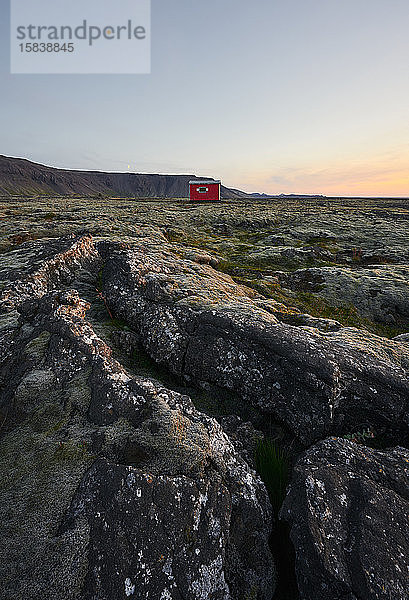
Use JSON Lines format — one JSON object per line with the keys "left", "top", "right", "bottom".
{"left": 0, "top": 195, "right": 408, "bottom": 600}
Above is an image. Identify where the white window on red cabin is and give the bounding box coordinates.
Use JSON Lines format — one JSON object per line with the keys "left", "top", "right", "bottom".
{"left": 197, "top": 187, "right": 209, "bottom": 193}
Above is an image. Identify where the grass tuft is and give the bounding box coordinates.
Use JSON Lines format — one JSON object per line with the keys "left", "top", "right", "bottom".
{"left": 255, "top": 438, "right": 289, "bottom": 516}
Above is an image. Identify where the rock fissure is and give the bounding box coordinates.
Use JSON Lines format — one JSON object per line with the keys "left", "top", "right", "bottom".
{"left": 0, "top": 236, "right": 275, "bottom": 600}
{"left": 1, "top": 223, "right": 408, "bottom": 600}
{"left": 101, "top": 241, "right": 409, "bottom": 447}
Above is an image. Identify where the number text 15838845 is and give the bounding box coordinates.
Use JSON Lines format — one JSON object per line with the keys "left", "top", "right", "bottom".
{"left": 19, "top": 43, "right": 74, "bottom": 53}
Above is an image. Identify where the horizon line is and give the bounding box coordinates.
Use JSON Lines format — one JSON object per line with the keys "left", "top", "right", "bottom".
{"left": 2, "top": 153, "right": 409, "bottom": 200}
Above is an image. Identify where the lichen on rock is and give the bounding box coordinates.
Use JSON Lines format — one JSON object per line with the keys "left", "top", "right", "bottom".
{"left": 281, "top": 438, "right": 409, "bottom": 600}
{"left": 0, "top": 236, "right": 274, "bottom": 600}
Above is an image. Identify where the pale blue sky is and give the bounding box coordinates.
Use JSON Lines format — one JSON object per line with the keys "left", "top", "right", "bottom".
{"left": 1, "top": 0, "right": 409, "bottom": 195}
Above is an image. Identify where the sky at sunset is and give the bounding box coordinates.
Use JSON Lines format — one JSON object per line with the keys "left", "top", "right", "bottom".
{"left": 1, "top": 0, "right": 408, "bottom": 196}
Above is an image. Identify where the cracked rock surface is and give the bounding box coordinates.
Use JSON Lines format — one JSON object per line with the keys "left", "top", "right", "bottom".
{"left": 100, "top": 240, "right": 409, "bottom": 447}
{"left": 0, "top": 236, "right": 273, "bottom": 600}
{"left": 1, "top": 216, "right": 408, "bottom": 600}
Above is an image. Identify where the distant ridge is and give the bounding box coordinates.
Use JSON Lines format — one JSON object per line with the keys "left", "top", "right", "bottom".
{"left": 0, "top": 155, "right": 249, "bottom": 199}
{"left": 3, "top": 155, "right": 404, "bottom": 200}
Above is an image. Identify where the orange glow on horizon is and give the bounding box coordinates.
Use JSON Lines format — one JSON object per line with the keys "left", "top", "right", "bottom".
{"left": 232, "top": 154, "right": 409, "bottom": 197}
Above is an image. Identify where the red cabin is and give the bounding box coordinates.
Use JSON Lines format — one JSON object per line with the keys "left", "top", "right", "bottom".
{"left": 189, "top": 180, "right": 221, "bottom": 201}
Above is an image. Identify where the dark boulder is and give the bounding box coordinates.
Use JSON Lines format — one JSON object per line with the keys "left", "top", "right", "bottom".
{"left": 281, "top": 438, "right": 409, "bottom": 600}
